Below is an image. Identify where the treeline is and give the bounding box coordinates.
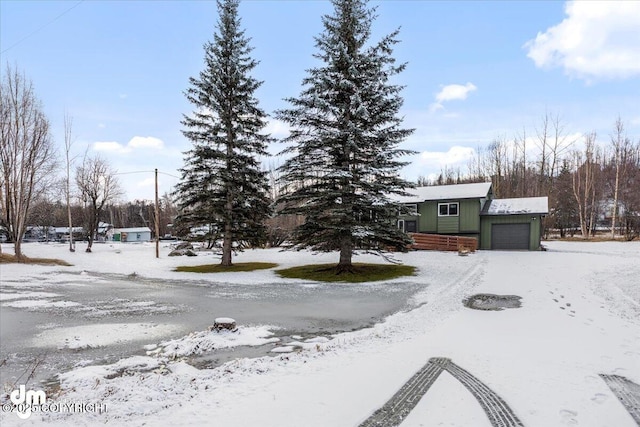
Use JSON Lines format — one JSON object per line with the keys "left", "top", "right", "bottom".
{"left": 24, "top": 196, "right": 178, "bottom": 240}
{"left": 417, "top": 115, "right": 640, "bottom": 240}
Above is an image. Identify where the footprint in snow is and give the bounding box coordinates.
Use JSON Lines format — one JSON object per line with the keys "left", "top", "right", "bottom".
{"left": 559, "top": 409, "right": 578, "bottom": 425}
{"left": 590, "top": 393, "right": 608, "bottom": 404}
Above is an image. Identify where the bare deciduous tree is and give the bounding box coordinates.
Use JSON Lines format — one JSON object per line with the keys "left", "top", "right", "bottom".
{"left": 64, "top": 113, "right": 77, "bottom": 251}
{"left": 572, "top": 132, "right": 602, "bottom": 239}
{"left": 0, "top": 65, "right": 56, "bottom": 258}
{"left": 620, "top": 139, "right": 640, "bottom": 240}
{"left": 609, "top": 116, "right": 629, "bottom": 238}
{"left": 487, "top": 136, "right": 509, "bottom": 197}
{"left": 75, "top": 154, "right": 122, "bottom": 252}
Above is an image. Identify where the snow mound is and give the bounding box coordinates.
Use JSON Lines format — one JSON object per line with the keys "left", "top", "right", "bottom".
{"left": 158, "top": 325, "right": 281, "bottom": 359}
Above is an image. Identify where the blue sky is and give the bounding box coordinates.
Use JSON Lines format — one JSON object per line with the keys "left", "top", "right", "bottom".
{"left": 1, "top": 0, "right": 639, "bottom": 201}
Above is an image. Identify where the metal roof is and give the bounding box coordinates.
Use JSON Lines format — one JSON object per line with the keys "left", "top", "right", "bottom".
{"left": 114, "top": 227, "right": 152, "bottom": 233}
{"left": 481, "top": 197, "right": 549, "bottom": 215}
{"left": 390, "top": 182, "right": 492, "bottom": 203}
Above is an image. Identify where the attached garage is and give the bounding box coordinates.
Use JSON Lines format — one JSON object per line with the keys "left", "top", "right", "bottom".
{"left": 480, "top": 197, "right": 548, "bottom": 251}
{"left": 491, "top": 223, "right": 530, "bottom": 250}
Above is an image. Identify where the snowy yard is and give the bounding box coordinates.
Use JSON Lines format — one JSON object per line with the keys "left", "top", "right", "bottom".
{"left": 1, "top": 241, "right": 639, "bottom": 426}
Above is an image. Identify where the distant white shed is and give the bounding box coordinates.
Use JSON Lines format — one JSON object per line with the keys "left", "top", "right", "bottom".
{"left": 114, "top": 227, "right": 152, "bottom": 242}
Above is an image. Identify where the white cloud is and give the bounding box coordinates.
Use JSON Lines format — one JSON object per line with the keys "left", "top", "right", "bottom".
{"left": 264, "top": 119, "right": 290, "bottom": 139}
{"left": 435, "top": 83, "right": 478, "bottom": 103}
{"left": 128, "top": 136, "right": 164, "bottom": 150}
{"left": 93, "top": 141, "right": 130, "bottom": 154}
{"left": 400, "top": 146, "right": 476, "bottom": 181}
{"left": 92, "top": 136, "right": 165, "bottom": 155}
{"left": 418, "top": 146, "right": 476, "bottom": 169}
{"left": 525, "top": 1, "right": 640, "bottom": 80}
{"left": 428, "top": 103, "right": 445, "bottom": 113}
{"left": 430, "top": 83, "right": 477, "bottom": 112}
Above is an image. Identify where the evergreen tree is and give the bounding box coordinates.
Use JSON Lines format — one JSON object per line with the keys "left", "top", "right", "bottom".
{"left": 174, "top": 0, "right": 272, "bottom": 265}
{"left": 277, "top": 0, "right": 415, "bottom": 273}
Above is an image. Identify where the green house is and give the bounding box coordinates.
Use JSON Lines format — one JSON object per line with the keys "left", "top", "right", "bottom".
{"left": 392, "top": 182, "right": 548, "bottom": 250}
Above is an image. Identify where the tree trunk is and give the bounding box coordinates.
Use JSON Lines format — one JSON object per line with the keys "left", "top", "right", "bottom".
{"left": 572, "top": 158, "right": 588, "bottom": 239}
{"left": 611, "top": 164, "right": 619, "bottom": 239}
{"left": 337, "top": 236, "right": 353, "bottom": 274}
{"left": 610, "top": 117, "right": 625, "bottom": 239}
{"left": 588, "top": 182, "right": 598, "bottom": 239}
{"left": 67, "top": 200, "right": 74, "bottom": 252}
{"left": 221, "top": 222, "right": 233, "bottom": 266}
{"left": 86, "top": 210, "right": 97, "bottom": 252}
{"left": 221, "top": 112, "right": 234, "bottom": 267}
{"left": 14, "top": 240, "right": 23, "bottom": 260}
{"left": 65, "top": 114, "right": 75, "bottom": 252}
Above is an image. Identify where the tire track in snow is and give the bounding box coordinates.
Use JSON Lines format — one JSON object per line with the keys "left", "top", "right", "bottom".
{"left": 358, "top": 358, "right": 446, "bottom": 427}
{"left": 359, "top": 357, "right": 524, "bottom": 427}
{"left": 444, "top": 360, "right": 524, "bottom": 427}
{"left": 600, "top": 374, "right": 640, "bottom": 425}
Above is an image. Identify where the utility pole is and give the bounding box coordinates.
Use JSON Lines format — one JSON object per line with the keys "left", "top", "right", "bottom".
{"left": 155, "top": 168, "right": 160, "bottom": 258}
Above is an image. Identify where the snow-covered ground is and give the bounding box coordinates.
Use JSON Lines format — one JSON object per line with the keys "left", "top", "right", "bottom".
{"left": 1, "top": 241, "right": 639, "bottom": 426}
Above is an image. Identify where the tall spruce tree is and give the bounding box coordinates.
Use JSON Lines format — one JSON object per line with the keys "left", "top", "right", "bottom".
{"left": 174, "top": 0, "right": 272, "bottom": 266}
{"left": 277, "top": 0, "right": 415, "bottom": 273}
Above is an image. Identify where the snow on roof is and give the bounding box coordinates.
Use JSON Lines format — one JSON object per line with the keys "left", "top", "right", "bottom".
{"left": 53, "top": 226, "right": 84, "bottom": 233}
{"left": 115, "top": 227, "right": 152, "bottom": 233}
{"left": 390, "top": 182, "right": 492, "bottom": 203}
{"left": 482, "top": 197, "right": 549, "bottom": 215}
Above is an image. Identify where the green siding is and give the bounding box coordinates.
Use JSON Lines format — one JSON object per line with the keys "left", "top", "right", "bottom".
{"left": 419, "top": 202, "right": 437, "bottom": 232}
{"left": 417, "top": 199, "right": 482, "bottom": 234}
{"left": 480, "top": 215, "right": 543, "bottom": 250}
{"left": 437, "top": 216, "right": 459, "bottom": 233}
{"left": 459, "top": 199, "right": 480, "bottom": 232}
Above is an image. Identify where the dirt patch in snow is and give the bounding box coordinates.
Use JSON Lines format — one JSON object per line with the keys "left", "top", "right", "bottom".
{"left": 463, "top": 294, "right": 522, "bottom": 311}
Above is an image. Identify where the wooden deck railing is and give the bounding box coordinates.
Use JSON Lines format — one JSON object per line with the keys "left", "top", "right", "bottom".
{"left": 408, "top": 233, "right": 478, "bottom": 252}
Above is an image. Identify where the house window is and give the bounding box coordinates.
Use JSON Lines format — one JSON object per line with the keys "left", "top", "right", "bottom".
{"left": 438, "top": 202, "right": 459, "bottom": 217}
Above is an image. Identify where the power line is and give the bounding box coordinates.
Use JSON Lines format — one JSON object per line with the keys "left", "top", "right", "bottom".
{"left": 1, "top": 0, "right": 85, "bottom": 55}
{"left": 115, "top": 170, "right": 180, "bottom": 179}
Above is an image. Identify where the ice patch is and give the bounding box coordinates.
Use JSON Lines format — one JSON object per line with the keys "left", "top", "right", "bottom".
{"left": 3, "top": 299, "right": 81, "bottom": 309}
{"left": 0, "top": 291, "right": 60, "bottom": 301}
{"left": 271, "top": 346, "right": 295, "bottom": 353}
{"left": 32, "top": 323, "right": 181, "bottom": 350}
